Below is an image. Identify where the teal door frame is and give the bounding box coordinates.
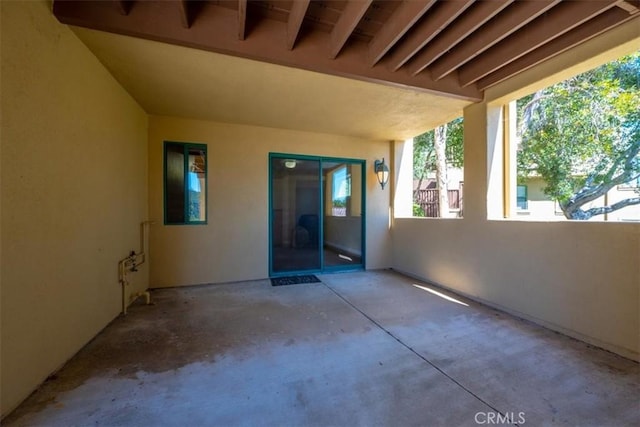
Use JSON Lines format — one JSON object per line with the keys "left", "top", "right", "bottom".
{"left": 269, "top": 153, "right": 366, "bottom": 277}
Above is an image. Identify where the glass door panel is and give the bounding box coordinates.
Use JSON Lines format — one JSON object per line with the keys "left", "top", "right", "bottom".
{"left": 271, "top": 157, "right": 321, "bottom": 274}
{"left": 322, "top": 162, "right": 363, "bottom": 269}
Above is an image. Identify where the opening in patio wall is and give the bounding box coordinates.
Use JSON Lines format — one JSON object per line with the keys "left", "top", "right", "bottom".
{"left": 412, "top": 117, "right": 464, "bottom": 218}
{"left": 508, "top": 50, "right": 640, "bottom": 222}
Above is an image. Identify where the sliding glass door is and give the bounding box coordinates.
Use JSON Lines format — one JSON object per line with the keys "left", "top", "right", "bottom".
{"left": 270, "top": 157, "right": 322, "bottom": 273}
{"left": 322, "top": 161, "right": 363, "bottom": 269}
{"left": 269, "top": 154, "right": 365, "bottom": 276}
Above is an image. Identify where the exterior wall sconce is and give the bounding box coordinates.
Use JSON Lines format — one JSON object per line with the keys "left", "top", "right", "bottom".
{"left": 374, "top": 158, "right": 389, "bottom": 189}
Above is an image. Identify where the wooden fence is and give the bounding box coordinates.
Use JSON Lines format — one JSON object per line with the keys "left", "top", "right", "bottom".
{"left": 415, "top": 189, "right": 462, "bottom": 217}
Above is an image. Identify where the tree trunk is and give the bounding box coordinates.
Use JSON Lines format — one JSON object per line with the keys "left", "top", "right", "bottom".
{"left": 434, "top": 124, "right": 450, "bottom": 218}
{"left": 562, "top": 194, "right": 640, "bottom": 220}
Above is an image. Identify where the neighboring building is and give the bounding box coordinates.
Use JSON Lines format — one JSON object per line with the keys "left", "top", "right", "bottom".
{"left": 517, "top": 176, "right": 640, "bottom": 221}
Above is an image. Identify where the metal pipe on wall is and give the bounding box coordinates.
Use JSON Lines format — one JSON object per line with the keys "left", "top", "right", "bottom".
{"left": 118, "top": 221, "right": 154, "bottom": 315}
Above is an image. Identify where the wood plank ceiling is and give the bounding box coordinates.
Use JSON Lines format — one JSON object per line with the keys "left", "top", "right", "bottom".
{"left": 53, "top": 0, "right": 639, "bottom": 102}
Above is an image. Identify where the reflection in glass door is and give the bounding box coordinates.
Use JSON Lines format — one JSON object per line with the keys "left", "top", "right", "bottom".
{"left": 270, "top": 155, "right": 364, "bottom": 276}
{"left": 322, "top": 161, "right": 363, "bottom": 269}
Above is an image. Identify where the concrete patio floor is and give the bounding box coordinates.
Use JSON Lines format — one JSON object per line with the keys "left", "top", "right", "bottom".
{"left": 4, "top": 270, "right": 639, "bottom": 426}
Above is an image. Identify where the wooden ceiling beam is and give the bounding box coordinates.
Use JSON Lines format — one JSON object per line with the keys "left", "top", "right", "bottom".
{"left": 616, "top": 0, "right": 640, "bottom": 13}
{"left": 52, "top": 0, "right": 482, "bottom": 100}
{"left": 368, "top": 0, "right": 437, "bottom": 67}
{"left": 238, "top": 0, "right": 247, "bottom": 40}
{"left": 458, "top": 0, "right": 620, "bottom": 87}
{"left": 116, "top": 0, "right": 133, "bottom": 16}
{"left": 286, "top": 0, "right": 311, "bottom": 50}
{"left": 387, "top": 0, "right": 475, "bottom": 72}
{"left": 427, "top": 0, "right": 560, "bottom": 79}
{"left": 55, "top": 0, "right": 633, "bottom": 101}
{"left": 406, "top": 0, "right": 513, "bottom": 74}
{"left": 329, "top": 0, "right": 373, "bottom": 59}
{"left": 178, "top": 0, "right": 192, "bottom": 29}
{"left": 477, "top": 8, "right": 635, "bottom": 90}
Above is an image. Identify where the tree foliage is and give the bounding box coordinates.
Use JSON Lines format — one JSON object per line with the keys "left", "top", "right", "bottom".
{"left": 517, "top": 51, "right": 640, "bottom": 220}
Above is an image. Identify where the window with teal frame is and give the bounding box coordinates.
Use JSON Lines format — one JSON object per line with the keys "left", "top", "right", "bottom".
{"left": 164, "top": 141, "right": 207, "bottom": 225}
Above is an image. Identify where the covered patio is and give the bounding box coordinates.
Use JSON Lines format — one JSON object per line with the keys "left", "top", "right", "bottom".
{"left": 5, "top": 271, "right": 639, "bottom": 426}
{"left": 2, "top": 1, "right": 639, "bottom": 423}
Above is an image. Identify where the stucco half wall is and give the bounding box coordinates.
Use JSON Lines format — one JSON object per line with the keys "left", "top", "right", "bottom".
{"left": 148, "top": 116, "right": 392, "bottom": 287}
{"left": 392, "top": 217, "right": 639, "bottom": 360}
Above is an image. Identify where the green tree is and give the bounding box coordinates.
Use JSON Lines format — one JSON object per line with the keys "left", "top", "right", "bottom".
{"left": 517, "top": 52, "right": 640, "bottom": 220}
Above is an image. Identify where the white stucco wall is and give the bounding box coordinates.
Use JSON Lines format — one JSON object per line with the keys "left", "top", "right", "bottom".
{"left": 393, "top": 216, "right": 639, "bottom": 359}
{"left": 148, "top": 116, "right": 392, "bottom": 287}
{"left": 1, "top": 1, "right": 149, "bottom": 416}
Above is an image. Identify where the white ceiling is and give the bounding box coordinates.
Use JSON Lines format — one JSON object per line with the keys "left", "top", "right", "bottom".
{"left": 72, "top": 26, "right": 472, "bottom": 141}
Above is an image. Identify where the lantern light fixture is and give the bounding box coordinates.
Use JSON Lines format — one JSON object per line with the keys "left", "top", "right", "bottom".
{"left": 374, "top": 158, "right": 389, "bottom": 189}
